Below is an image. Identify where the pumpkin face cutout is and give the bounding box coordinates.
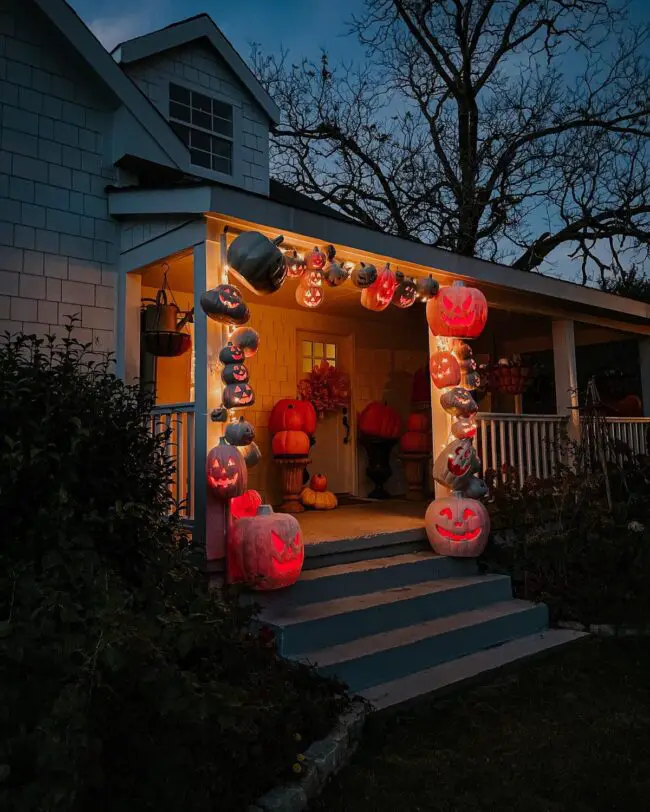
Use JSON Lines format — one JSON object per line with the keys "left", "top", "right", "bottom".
{"left": 230, "top": 325, "right": 260, "bottom": 358}
{"left": 229, "top": 505, "right": 304, "bottom": 590}
{"left": 351, "top": 263, "right": 377, "bottom": 289}
{"left": 325, "top": 261, "right": 349, "bottom": 288}
{"left": 430, "top": 351, "right": 461, "bottom": 389}
{"left": 207, "top": 438, "right": 247, "bottom": 499}
{"left": 296, "top": 283, "right": 323, "bottom": 309}
{"left": 425, "top": 496, "right": 490, "bottom": 557}
{"left": 427, "top": 281, "right": 488, "bottom": 338}
{"left": 306, "top": 246, "right": 327, "bottom": 270}
{"left": 416, "top": 275, "right": 440, "bottom": 301}
{"left": 225, "top": 416, "right": 255, "bottom": 446}
{"left": 451, "top": 418, "right": 477, "bottom": 440}
{"left": 221, "top": 363, "right": 249, "bottom": 385}
{"left": 286, "top": 251, "right": 306, "bottom": 279}
{"left": 223, "top": 383, "right": 255, "bottom": 408}
{"left": 361, "top": 265, "right": 397, "bottom": 312}
{"left": 440, "top": 387, "right": 478, "bottom": 418}
{"left": 392, "top": 277, "right": 417, "bottom": 308}
{"left": 200, "top": 283, "right": 249, "bottom": 325}
{"left": 304, "top": 268, "right": 324, "bottom": 287}
{"left": 219, "top": 342, "right": 245, "bottom": 365}
{"left": 227, "top": 231, "right": 287, "bottom": 295}
{"left": 433, "top": 438, "right": 480, "bottom": 490}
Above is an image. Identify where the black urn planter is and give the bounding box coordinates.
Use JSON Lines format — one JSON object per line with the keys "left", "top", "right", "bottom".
{"left": 359, "top": 435, "right": 398, "bottom": 499}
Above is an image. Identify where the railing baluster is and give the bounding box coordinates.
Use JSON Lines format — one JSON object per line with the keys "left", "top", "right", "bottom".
{"left": 507, "top": 420, "right": 515, "bottom": 480}
{"left": 516, "top": 421, "right": 524, "bottom": 486}
{"left": 540, "top": 421, "right": 548, "bottom": 478}
{"left": 499, "top": 419, "right": 506, "bottom": 482}
{"left": 148, "top": 402, "right": 196, "bottom": 521}
{"left": 480, "top": 419, "right": 488, "bottom": 476}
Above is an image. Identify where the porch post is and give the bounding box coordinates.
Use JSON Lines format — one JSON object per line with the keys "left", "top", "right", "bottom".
{"left": 192, "top": 238, "right": 223, "bottom": 551}
{"left": 428, "top": 328, "right": 451, "bottom": 498}
{"left": 552, "top": 319, "right": 580, "bottom": 440}
{"left": 115, "top": 270, "right": 141, "bottom": 384}
{"left": 638, "top": 338, "right": 650, "bottom": 417}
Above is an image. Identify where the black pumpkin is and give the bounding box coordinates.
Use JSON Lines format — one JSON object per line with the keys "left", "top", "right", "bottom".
{"left": 351, "top": 263, "right": 377, "bottom": 289}
{"left": 223, "top": 382, "right": 256, "bottom": 408}
{"left": 392, "top": 276, "right": 417, "bottom": 308}
{"left": 416, "top": 274, "right": 440, "bottom": 300}
{"left": 230, "top": 325, "right": 260, "bottom": 358}
{"left": 286, "top": 250, "right": 306, "bottom": 279}
{"left": 227, "top": 231, "right": 287, "bottom": 295}
{"left": 221, "top": 363, "right": 250, "bottom": 385}
{"left": 200, "top": 283, "right": 250, "bottom": 325}
{"left": 225, "top": 416, "right": 256, "bottom": 446}
{"left": 242, "top": 441, "right": 262, "bottom": 468}
{"left": 325, "top": 261, "right": 349, "bottom": 287}
{"left": 219, "top": 342, "right": 245, "bottom": 364}
{"left": 210, "top": 406, "right": 228, "bottom": 423}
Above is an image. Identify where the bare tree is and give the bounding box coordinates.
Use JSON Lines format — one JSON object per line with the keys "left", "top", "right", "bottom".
{"left": 252, "top": 0, "right": 650, "bottom": 284}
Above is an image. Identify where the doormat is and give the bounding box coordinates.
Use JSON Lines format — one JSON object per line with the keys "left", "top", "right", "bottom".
{"left": 335, "top": 494, "right": 374, "bottom": 507}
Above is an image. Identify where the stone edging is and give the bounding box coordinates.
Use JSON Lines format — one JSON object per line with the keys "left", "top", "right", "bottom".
{"left": 557, "top": 620, "right": 650, "bottom": 638}
{"left": 248, "top": 700, "right": 369, "bottom": 812}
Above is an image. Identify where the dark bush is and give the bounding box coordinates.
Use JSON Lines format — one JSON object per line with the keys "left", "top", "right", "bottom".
{"left": 0, "top": 328, "right": 345, "bottom": 812}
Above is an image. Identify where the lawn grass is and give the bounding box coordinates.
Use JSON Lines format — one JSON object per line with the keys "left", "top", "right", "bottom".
{"left": 311, "top": 638, "right": 650, "bottom": 812}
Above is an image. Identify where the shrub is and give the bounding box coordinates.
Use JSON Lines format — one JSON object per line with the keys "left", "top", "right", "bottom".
{"left": 0, "top": 328, "right": 346, "bottom": 812}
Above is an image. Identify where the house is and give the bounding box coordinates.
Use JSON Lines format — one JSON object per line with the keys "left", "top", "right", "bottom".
{"left": 2, "top": 0, "right": 648, "bottom": 704}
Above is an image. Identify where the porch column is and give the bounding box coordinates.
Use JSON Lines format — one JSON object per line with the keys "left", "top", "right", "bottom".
{"left": 638, "top": 338, "right": 650, "bottom": 417}
{"left": 192, "top": 238, "right": 224, "bottom": 551}
{"left": 552, "top": 319, "right": 580, "bottom": 439}
{"left": 115, "top": 270, "right": 141, "bottom": 384}
{"left": 428, "top": 329, "right": 451, "bottom": 498}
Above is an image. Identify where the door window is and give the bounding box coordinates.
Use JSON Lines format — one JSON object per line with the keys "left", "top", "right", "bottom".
{"left": 302, "top": 339, "right": 337, "bottom": 373}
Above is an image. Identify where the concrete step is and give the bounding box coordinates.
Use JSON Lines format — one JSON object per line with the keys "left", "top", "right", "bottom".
{"left": 303, "top": 528, "right": 428, "bottom": 570}
{"left": 296, "top": 600, "right": 549, "bottom": 694}
{"left": 252, "top": 551, "right": 478, "bottom": 609}
{"left": 362, "top": 629, "right": 589, "bottom": 710}
{"left": 263, "top": 575, "right": 513, "bottom": 656}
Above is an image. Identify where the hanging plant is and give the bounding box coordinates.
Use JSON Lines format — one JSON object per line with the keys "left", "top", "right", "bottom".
{"left": 297, "top": 360, "right": 350, "bottom": 420}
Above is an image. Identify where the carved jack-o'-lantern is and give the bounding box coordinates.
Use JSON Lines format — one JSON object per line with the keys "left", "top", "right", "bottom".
{"left": 325, "top": 261, "right": 349, "bottom": 288}
{"left": 230, "top": 325, "right": 260, "bottom": 358}
{"left": 416, "top": 275, "right": 440, "bottom": 301}
{"left": 351, "top": 263, "right": 377, "bottom": 289}
{"left": 227, "top": 231, "right": 287, "bottom": 295}
{"left": 306, "top": 246, "right": 327, "bottom": 271}
{"left": 207, "top": 438, "right": 247, "bottom": 499}
{"left": 223, "top": 382, "right": 255, "bottom": 408}
{"left": 200, "top": 283, "right": 250, "bottom": 325}
{"left": 225, "top": 416, "right": 255, "bottom": 446}
{"left": 392, "top": 276, "right": 417, "bottom": 308}
{"left": 219, "top": 342, "right": 245, "bottom": 365}
{"left": 451, "top": 418, "right": 477, "bottom": 440}
{"left": 433, "top": 438, "right": 480, "bottom": 490}
{"left": 286, "top": 250, "right": 307, "bottom": 279}
{"left": 221, "top": 363, "right": 249, "bottom": 385}
{"left": 229, "top": 505, "right": 304, "bottom": 590}
{"left": 425, "top": 495, "right": 490, "bottom": 557}
{"left": 361, "top": 265, "right": 397, "bottom": 312}
{"left": 303, "top": 268, "right": 324, "bottom": 287}
{"left": 296, "top": 282, "right": 324, "bottom": 309}
{"left": 440, "top": 386, "right": 478, "bottom": 418}
{"left": 427, "top": 281, "right": 488, "bottom": 339}
{"left": 430, "top": 351, "right": 461, "bottom": 389}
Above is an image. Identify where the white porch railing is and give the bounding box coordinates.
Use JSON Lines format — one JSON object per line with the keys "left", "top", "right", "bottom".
{"left": 476, "top": 413, "right": 569, "bottom": 486}
{"left": 597, "top": 417, "right": 650, "bottom": 459}
{"left": 149, "top": 402, "right": 195, "bottom": 520}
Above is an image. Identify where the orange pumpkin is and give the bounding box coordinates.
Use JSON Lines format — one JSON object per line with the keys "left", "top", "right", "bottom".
{"left": 358, "top": 401, "right": 401, "bottom": 439}
{"left": 272, "top": 430, "right": 310, "bottom": 458}
{"left": 269, "top": 399, "right": 317, "bottom": 436}
{"left": 360, "top": 265, "right": 397, "bottom": 312}
{"left": 230, "top": 489, "right": 262, "bottom": 520}
{"left": 310, "top": 473, "right": 328, "bottom": 492}
{"left": 399, "top": 430, "right": 432, "bottom": 453}
{"left": 426, "top": 281, "right": 487, "bottom": 339}
{"left": 296, "top": 281, "right": 324, "bottom": 309}
{"left": 430, "top": 351, "right": 461, "bottom": 389}
{"left": 406, "top": 413, "right": 430, "bottom": 432}
{"left": 425, "top": 495, "right": 490, "bottom": 558}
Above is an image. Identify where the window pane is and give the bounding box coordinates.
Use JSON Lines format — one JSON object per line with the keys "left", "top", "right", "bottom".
{"left": 212, "top": 116, "right": 233, "bottom": 137}
{"left": 213, "top": 99, "right": 232, "bottom": 120}
{"left": 211, "top": 136, "right": 231, "bottom": 157}
{"left": 303, "top": 358, "right": 313, "bottom": 373}
{"left": 302, "top": 341, "right": 312, "bottom": 357}
{"left": 169, "top": 101, "right": 190, "bottom": 122}
{"left": 171, "top": 122, "right": 190, "bottom": 145}
{"left": 190, "top": 148, "right": 211, "bottom": 169}
{"left": 211, "top": 154, "right": 231, "bottom": 175}
{"left": 170, "top": 83, "right": 190, "bottom": 104}
{"left": 191, "top": 129, "right": 211, "bottom": 151}
{"left": 192, "top": 91, "right": 212, "bottom": 113}
{"left": 313, "top": 342, "right": 323, "bottom": 357}
{"left": 192, "top": 109, "right": 212, "bottom": 130}
{"left": 326, "top": 343, "right": 336, "bottom": 358}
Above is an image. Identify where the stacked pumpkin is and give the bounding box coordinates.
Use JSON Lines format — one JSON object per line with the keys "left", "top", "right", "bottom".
{"left": 269, "top": 398, "right": 317, "bottom": 458}
{"left": 358, "top": 401, "right": 402, "bottom": 499}
{"left": 301, "top": 472, "right": 338, "bottom": 511}
{"left": 425, "top": 281, "right": 491, "bottom": 558}
{"left": 400, "top": 412, "right": 432, "bottom": 454}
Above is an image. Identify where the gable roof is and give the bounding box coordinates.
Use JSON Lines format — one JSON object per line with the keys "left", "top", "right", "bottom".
{"left": 111, "top": 14, "right": 281, "bottom": 126}
{"left": 33, "top": 0, "right": 191, "bottom": 172}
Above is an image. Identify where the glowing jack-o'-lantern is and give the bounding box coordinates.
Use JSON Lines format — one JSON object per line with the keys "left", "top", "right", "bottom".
{"left": 229, "top": 505, "right": 304, "bottom": 590}
{"left": 200, "top": 283, "right": 250, "bottom": 325}
{"left": 219, "top": 342, "right": 245, "bottom": 365}
{"left": 392, "top": 276, "right": 417, "bottom": 308}
{"left": 361, "top": 265, "right": 397, "bottom": 312}
{"left": 306, "top": 246, "right": 327, "bottom": 271}
{"left": 425, "top": 495, "right": 490, "bottom": 557}
{"left": 451, "top": 418, "right": 477, "bottom": 440}
{"left": 230, "top": 325, "right": 260, "bottom": 358}
{"left": 207, "top": 438, "right": 247, "bottom": 499}
{"left": 426, "top": 281, "right": 487, "bottom": 339}
{"left": 286, "top": 250, "right": 307, "bottom": 279}
{"left": 433, "top": 438, "right": 480, "bottom": 490}
{"left": 440, "top": 386, "right": 478, "bottom": 418}
{"left": 221, "top": 363, "right": 249, "bottom": 385}
{"left": 430, "top": 351, "right": 461, "bottom": 389}
{"left": 296, "top": 282, "right": 324, "bottom": 309}
{"left": 223, "top": 382, "right": 255, "bottom": 408}
{"left": 227, "top": 231, "right": 287, "bottom": 295}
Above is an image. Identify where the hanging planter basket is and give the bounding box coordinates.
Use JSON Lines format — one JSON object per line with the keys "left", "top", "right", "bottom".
{"left": 141, "top": 273, "right": 193, "bottom": 358}
{"left": 143, "top": 330, "right": 192, "bottom": 358}
{"left": 490, "top": 361, "right": 534, "bottom": 395}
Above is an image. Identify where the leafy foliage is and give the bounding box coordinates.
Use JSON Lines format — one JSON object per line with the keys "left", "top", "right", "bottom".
{"left": 0, "top": 328, "right": 346, "bottom": 812}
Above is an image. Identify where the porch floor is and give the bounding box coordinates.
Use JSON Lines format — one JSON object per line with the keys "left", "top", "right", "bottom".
{"left": 297, "top": 499, "right": 427, "bottom": 545}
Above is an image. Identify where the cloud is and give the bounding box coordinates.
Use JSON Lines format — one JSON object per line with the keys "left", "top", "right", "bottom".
{"left": 88, "top": 8, "right": 158, "bottom": 51}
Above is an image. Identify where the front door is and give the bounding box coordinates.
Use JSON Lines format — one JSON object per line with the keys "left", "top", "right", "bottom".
{"left": 297, "top": 331, "right": 355, "bottom": 495}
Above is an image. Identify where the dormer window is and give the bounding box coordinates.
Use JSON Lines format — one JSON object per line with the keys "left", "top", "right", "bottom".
{"left": 169, "top": 82, "right": 233, "bottom": 175}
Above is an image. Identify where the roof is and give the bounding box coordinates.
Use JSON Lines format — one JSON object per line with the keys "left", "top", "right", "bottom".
{"left": 33, "top": 0, "right": 190, "bottom": 172}
{"left": 111, "top": 14, "right": 281, "bottom": 126}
